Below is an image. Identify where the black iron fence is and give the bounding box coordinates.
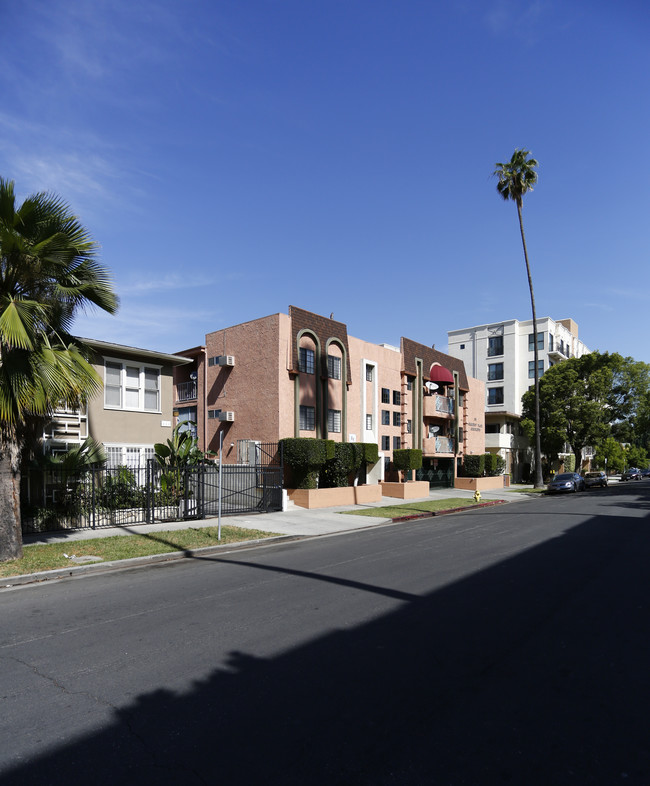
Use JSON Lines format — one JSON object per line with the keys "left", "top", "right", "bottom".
{"left": 22, "top": 443, "right": 283, "bottom": 534}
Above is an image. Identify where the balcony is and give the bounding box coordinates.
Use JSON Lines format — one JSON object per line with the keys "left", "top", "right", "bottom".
{"left": 423, "top": 394, "right": 454, "bottom": 418}
{"left": 176, "top": 381, "right": 197, "bottom": 402}
{"left": 422, "top": 435, "right": 455, "bottom": 456}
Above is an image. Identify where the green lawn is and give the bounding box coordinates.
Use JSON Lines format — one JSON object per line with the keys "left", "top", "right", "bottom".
{"left": 0, "top": 525, "right": 280, "bottom": 579}
{"left": 341, "top": 497, "right": 494, "bottom": 518}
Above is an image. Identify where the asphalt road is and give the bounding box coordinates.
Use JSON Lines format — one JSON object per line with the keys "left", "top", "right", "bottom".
{"left": 1, "top": 483, "right": 650, "bottom": 785}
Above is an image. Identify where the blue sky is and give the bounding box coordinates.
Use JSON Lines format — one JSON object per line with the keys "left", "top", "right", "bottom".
{"left": 1, "top": 0, "right": 648, "bottom": 362}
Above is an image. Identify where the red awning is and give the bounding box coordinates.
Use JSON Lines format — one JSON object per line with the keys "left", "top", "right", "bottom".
{"left": 430, "top": 365, "right": 454, "bottom": 385}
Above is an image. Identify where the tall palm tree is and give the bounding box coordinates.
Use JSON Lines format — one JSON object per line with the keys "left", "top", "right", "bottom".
{"left": 493, "top": 149, "right": 543, "bottom": 488}
{"left": 0, "top": 177, "right": 118, "bottom": 560}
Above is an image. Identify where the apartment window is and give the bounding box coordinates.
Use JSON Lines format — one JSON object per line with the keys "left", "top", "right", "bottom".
{"left": 528, "top": 360, "right": 544, "bottom": 379}
{"left": 365, "top": 414, "right": 373, "bottom": 430}
{"left": 105, "top": 361, "right": 160, "bottom": 412}
{"left": 327, "top": 355, "right": 341, "bottom": 380}
{"left": 393, "top": 436, "right": 401, "bottom": 450}
{"left": 381, "top": 410, "right": 390, "bottom": 426}
{"left": 381, "top": 435, "right": 390, "bottom": 451}
{"left": 365, "top": 364, "right": 374, "bottom": 382}
{"left": 207, "top": 409, "right": 221, "bottom": 419}
{"left": 528, "top": 332, "right": 544, "bottom": 351}
{"left": 406, "top": 377, "right": 413, "bottom": 391}
{"left": 460, "top": 344, "right": 465, "bottom": 350}
{"left": 327, "top": 409, "right": 341, "bottom": 433}
{"left": 393, "top": 412, "right": 401, "bottom": 427}
{"left": 299, "top": 405, "right": 315, "bottom": 430}
{"left": 381, "top": 388, "right": 390, "bottom": 404}
{"left": 487, "top": 363, "right": 504, "bottom": 381}
{"left": 106, "top": 445, "right": 155, "bottom": 469}
{"left": 393, "top": 390, "right": 401, "bottom": 405}
{"left": 407, "top": 419, "right": 412, "bottom": 434}
{"left": 485, "top": 423, "right": 501, "bottom": 433}
{"left": 549, "top": 333, "right": 554, "bottom": 351}
{"left": 299, "top": 347, "right": 315, "bottom": 374}
{"left": 487, "top": 335, "right": 504, "bottom": 357}
{"left": 488, "top": 387, "right": 504, "bottom": 405}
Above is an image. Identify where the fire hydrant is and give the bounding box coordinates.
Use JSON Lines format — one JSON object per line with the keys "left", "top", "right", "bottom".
{"left": 473, "top": 489, "right": 481, "bottom": 503}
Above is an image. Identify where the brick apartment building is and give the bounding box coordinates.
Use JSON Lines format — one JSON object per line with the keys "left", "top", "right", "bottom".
{"left": 174, "top": 306, "right": 484, "bottom": 483}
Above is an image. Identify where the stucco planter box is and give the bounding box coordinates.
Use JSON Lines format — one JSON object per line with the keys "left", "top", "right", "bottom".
{"left": 380, "top": 481, "right": 430, "bottom": 499}
{"left": 288, "top": 485, "right": 382, "bottom": 509}
{"left": 454, "top": 476, "right": 505, "bottom": 491}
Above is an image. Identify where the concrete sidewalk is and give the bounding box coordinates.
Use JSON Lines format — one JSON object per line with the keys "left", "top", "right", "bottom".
{"left": 24, "top": 484, "right": 535, "bottom": 545}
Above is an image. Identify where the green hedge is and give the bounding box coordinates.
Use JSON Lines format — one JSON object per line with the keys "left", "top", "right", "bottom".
{"left": 392, "top": 448, "right": 423, "bottom": 480}
{"left": 282, "top": 438, "right": 379, "bottom": 489}
{"left": 280, "top": 438, "right": 335, "bottom": 489}
{"left": 462, "top": 454, "right": 485, "bottom": 477}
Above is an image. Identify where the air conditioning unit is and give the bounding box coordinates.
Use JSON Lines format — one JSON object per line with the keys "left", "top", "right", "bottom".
{"left": 219, "top": 411, "right": 235, "bottom": 422}
{"left": 218, "top": 355, "right": 235, "bottom": 367}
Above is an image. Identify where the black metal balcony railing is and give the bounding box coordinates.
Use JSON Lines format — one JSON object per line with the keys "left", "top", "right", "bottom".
{"left": 177, "top": 381, "right": 197, "bottom": 402}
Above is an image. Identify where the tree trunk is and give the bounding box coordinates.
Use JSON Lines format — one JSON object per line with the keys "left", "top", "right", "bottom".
{"left": 517, "top": 201, "right": 544, "bottom": 488}
{"left": 0, "top": 438, "right": 24, "bottom": 561}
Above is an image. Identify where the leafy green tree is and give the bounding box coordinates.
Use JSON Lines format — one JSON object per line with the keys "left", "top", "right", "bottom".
{"left": 0, "top": 178, "right": 118, "bottom": 561}
{"left": 625, "top": 444, "right": 648, "bottom": 470}
{"left": 494, "top": 149, "right": 542, "bottom": 487}
{"left": 593, "top": 437, "right": 625, "bottom": 474}
{"left": 522, "top": 354, "right": 611, "bottom": 470}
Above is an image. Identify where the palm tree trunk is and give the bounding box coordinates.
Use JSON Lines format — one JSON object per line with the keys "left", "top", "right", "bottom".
{"left": 0, "top": 435, "right": 24, "bottom": 561}
{"left": 517, "top": 201, "right": 544, "bottom": 488}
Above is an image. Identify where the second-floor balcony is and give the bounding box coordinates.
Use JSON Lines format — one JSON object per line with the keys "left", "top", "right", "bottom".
{"left": 423, "top": 394, "right": 454, "bottom": 418}
{"left": 422, "top": 435, "right": 455, "bottom": 455}
{"left": 176, "top": 380, "right": 197, "bottom": 402}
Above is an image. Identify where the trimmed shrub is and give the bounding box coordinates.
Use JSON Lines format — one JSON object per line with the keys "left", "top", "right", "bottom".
{"left": 462, "top": 454, "right": 485, "bottom": 477}
{"left": 361, "top": 442, "right": 379, "bottom": 465}
{"left": 280, "top": 438, "right": 333, "bottom": 489}
{"left": 392, "top": 448, "right": 423, "bottom": 481}
{"left": 483, "top": 452, "right": 499, "bottom": 476}
{"left": 321, "top": 442, "right": 363, "bottom": 487}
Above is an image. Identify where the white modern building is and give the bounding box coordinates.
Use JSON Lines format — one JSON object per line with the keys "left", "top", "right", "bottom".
{"left": 447, "top": 317, "right": 590, "bottom": 481}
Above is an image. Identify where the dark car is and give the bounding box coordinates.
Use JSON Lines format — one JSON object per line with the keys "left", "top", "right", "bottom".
{"left": 621, "top": 468, "right": 642, "bottom": 481}
{"left": 640, "top": 468, "right": 650, "bottom": 479}
{"left": 547, "top": 472, "right": 586, "bottom": 493}
{"left": 584, "top": 471, "right": 608, "bottom": 489}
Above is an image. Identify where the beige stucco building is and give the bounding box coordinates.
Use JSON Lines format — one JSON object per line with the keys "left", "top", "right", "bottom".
{"left": 175, "top": 306, "right": 485, "bottom": 483}
{"left": 43, "top": 338, "right": 191, "bottom": 467}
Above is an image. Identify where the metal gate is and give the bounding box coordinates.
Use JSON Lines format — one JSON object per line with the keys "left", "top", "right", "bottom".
{"left": 146, "top": 442, "right": 283, "bottom": 523}
{"left": 416, "top": 458, "right": 454, "bottom": 489}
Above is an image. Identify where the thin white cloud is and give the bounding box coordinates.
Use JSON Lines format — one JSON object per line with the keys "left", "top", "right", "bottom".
{"left": 125, "top": 275, "right": 220, "bottom": 294}
{"left": 610, "top": 289, "right": 650, "bottom": 302}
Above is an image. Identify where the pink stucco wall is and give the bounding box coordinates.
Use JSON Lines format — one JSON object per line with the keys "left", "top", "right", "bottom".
{"left": 463, "top": 376, "right": 485, "bottom": 455}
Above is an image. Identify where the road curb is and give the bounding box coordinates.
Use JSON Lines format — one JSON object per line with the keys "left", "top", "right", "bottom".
{"left": 391, "top": 498, "right": 506, "bottom": 523}
{"left": 1, "top": 534, "right": 302, "bottom": 589}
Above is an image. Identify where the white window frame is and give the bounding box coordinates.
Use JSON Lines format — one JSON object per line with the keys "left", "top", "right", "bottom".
{"left": 327, "top": 355, "right": 341, "bottom": 380}
{"left": 104, "top": 358, "right": 161, "bottom": 413}
{"left": 299, "top": 405, "right": 315, "bottom": 431}
{"left": 104, "top": 444, "right": 155, "bottom": 469}
{"left": 327, "top": 409, "right": 341, "bottom": 433}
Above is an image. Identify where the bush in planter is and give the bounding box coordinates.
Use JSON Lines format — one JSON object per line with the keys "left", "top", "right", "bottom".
{"left": 320, "top": 442, "right": 363, "bottom": 487}
{"left": 392, "top": 448, "right": 423, "bottom": 481}
{"left": 280, "top": 438, "right": 334, "bottom": 489}
{"left": 461, "top": 454, "right": 485, "bottom": 477}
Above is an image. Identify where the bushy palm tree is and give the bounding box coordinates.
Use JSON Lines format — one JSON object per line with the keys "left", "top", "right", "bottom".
{"left": 0, "top": 177, "right": 118, "bottom": 560}
{"left": 494, "top": 149, "right": 543, "bottom": 487}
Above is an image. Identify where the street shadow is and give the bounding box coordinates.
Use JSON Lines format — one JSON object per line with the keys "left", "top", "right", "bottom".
{"left": 4, "top": 495, "right": 650, "bottom": 784}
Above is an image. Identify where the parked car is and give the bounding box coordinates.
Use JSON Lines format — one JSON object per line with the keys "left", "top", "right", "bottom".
{"left": 621, "top": 468, "right": 642, "bottom": 481}
{"left": 583, "top": 471, "right": 608, "bottom": 489}
{"left": 547, "top": 472, "right": 586, "bottom": 494}
{"left": 640, "top": 468, "right": 650, "bottom": 479}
